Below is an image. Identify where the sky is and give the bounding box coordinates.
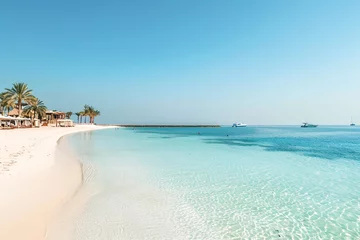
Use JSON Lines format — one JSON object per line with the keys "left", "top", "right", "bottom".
{"left": 0, "top": 0, "right": 359, "bottom": 125}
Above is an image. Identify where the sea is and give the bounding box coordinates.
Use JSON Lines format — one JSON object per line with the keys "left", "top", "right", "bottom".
{"left": 63, "top": 126, "right": 360, "bottom": 239}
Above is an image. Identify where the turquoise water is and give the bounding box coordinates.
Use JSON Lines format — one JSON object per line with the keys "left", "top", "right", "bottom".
{"left": 67, "top": 127, "right": 360, "bottom": 239}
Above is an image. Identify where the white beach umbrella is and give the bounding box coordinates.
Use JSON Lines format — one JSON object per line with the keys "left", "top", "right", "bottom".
{"left": 0, "top": 115, "right": 13, "bottom": 120}
{"left": 0, "top": 115, "right": 15, "bottom": 127}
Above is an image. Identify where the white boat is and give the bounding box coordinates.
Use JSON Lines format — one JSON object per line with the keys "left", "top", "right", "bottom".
{"left": 350, "top": 117, "right": 355, "bottom": 126}
{"left": 232, "top": 123, "right": 247, "bottom": 127}
{"left": 301, "top": 122, "right": 318, "bottom": 128}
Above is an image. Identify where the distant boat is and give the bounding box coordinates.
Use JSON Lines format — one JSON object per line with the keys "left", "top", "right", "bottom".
{"left": 350, "top": 117, "right": 355, "bottom": 126}
{"left": 232, "top": 123, "right": 247, "bottom": 127}
{"left": 301, "top": 122, "right": 318, "bottom": 128}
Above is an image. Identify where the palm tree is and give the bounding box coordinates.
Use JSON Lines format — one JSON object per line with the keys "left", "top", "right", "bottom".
{"left": 4, "top": 83, "right": 35, "bottom": 117}
{"left": 79, "top": 111, "right": 85, "bottom": 124}
{"left": 87, "top": 105, "right": 94, "bottom": 123}
{"left": 23, "top": 98, "right": 47, "bottom": 121}
{"left": 0, "top": 92, "right": 15, "bottom": 116}
{"left": 0, "top": 92, "right": 7, "bottom": 116}
{"left": 84, "top": 106, "right": 101, "bottom": 124}
{"left": 83, "top": 105, "right": 91, "bottom": 124}
{"left": 77, "top": 105, "right": 100, "bottom": 124}
{"left": 92, "top": 110, "right": 100, "bottom": 123}
{"left": 75, "top": 112, "right": 80, "bottom": 123}
{"left": 0, "top": 92, "right": 4, "bottom": 115}
{"left": 88, "top": 107, "right": 94, "bottom": 124}
{"left": 66, "top": 111, "right": 73, "bottom": 119}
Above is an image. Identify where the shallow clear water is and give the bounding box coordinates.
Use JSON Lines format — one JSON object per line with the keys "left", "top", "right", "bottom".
{"left": 67, "top": 126, "right": 360, "bottom": 239}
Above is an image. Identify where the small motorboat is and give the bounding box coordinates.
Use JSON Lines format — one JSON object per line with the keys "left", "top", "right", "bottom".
{"left": 301, "top": 122, "right": 318, "bottom": 128}
{"left": 350, "top": 117, "right": 355, "bottom": 126}
{"left": 232, "top": 123, "right": 247, "bottom": 127}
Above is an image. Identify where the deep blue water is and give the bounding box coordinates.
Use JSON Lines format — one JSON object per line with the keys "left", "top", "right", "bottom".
{"left": 132, "top": 126, "right": 360, "bottom": 160}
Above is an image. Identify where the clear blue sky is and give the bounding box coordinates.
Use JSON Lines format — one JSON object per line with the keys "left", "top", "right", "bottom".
{"left": 1, "top": 0, "right": 359, "bottom": 124}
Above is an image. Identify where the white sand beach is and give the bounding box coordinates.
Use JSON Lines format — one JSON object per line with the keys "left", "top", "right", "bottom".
{"left": 0, "top": 125, "right": 114, "bottom": 240}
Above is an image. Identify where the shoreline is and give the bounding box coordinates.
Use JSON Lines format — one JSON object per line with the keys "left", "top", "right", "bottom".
{"left": 98, "top": 124, "right": 221, "bottom": 128}
{"left": 0, "top": 125, "right": 115, "bottom": 240}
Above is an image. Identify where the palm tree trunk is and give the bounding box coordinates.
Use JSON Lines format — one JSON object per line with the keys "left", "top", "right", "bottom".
{"left": 31, "top": 111, "right": 34, "bottom": 126}
{"left": 18, "top": 99, "right": 22, "bottom": 117}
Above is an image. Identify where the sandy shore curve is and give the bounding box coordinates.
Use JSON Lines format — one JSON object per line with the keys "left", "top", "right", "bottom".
{"left": 0, "top": 125, "right": 114, "bottom": 240}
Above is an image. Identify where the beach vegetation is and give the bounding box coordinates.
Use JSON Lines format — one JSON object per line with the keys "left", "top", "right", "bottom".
{"left": 0, "top": 92, "right": 16, "bottom": 116}
{"left": 88, "top": 108, "right": 100, "bottom": 124}
{"left": 23, "top": 98, "right": 47, "bottom": 120}
{"left": 79, "top": 111, "right": 85, "bottom": 124}
{"left": 4, "top": 83, "right": 36, "bottom": 117}
{"left": 77, "top": 105, "right": 100, "bottom": 124}
{"left": 1, "top": 82, "right": 102, "bottom": 125}
{"left": 83, "top": 105, "right": 90, "bottom": 123}
{"left": 75, "top": 112, "right": 81, "bottom": 123}
{"left": 66, "top": 111, "right": 73, "bottom": 119}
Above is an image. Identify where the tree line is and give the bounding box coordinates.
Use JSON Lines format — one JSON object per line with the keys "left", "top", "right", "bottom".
{"left": 0, "top": 82, "right": 47, "bottom": 120}
{"left": 67, "top": 105, "right": 101, "bottom": 124}
{"left": 0, "top": 82, "right": 100, "bottom": 124}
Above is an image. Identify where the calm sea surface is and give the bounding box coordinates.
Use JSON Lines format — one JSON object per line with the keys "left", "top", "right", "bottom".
{"left": 66, "top": 126, "right": 360, "bottom": 239}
